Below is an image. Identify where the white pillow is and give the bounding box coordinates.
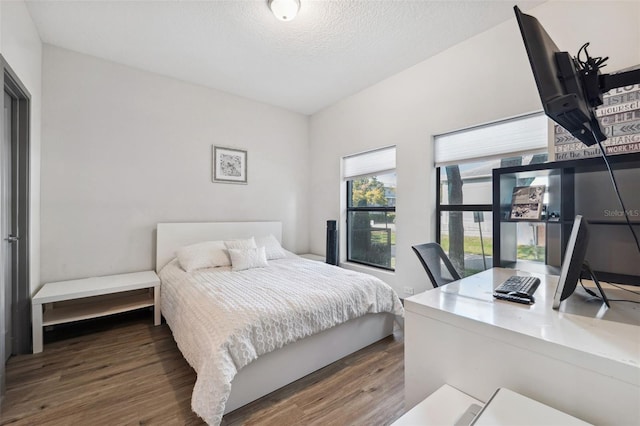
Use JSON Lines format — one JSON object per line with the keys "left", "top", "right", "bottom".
{"left": 224, "top": 237, "right": 257, "bottom": 250}
{"left": 255, "top": 234, "right": 287, "bottom": 260}
{"left": 228, "top": 247, "right": 269, "bottom": 271}
{"left": 176, "top": 240, "right": 230, "bottom": 272}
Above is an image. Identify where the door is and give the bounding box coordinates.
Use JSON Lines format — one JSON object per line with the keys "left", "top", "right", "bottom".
{"left": 2, "top": 91, "right": 11, "bottom": 361}
{"left": 0, "top": 63, "right": 31, "bottom": 401}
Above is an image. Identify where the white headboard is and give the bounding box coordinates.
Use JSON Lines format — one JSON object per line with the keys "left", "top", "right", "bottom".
{"left": 156, "top": 221, "right": 282, "bottom": 272}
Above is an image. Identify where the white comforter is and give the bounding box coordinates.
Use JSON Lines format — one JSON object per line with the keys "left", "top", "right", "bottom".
{"left": 159, "top": 256, "right": 404, "bottom": 425}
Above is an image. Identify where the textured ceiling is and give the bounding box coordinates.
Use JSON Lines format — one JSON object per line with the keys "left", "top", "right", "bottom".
{"left": 26, "top": 0, "right": 545, "bottom": 115}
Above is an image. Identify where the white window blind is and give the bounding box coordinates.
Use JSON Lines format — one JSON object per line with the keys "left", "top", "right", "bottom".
{"left": 434, "top": 113, "right": 548, "bottom": 167}
{"left": 343, "top": 146, "right": 396, "bottom": 180}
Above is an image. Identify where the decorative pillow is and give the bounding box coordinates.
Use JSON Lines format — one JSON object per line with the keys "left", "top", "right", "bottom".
{"left": 255, "top": 234, "right": 287, "bottom": 260}
{"left": 176, "top": 240, "right": 230, "bottom": 272}
{"left": 228, "top": 247, "right": 269, "bottom": 271}
{"left": 224, "top": 237, "right": 257, "bottom": 250}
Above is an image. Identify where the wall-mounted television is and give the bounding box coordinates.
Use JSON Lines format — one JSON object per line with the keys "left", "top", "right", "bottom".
{"left": 514, "top": 6, "right": 640, "bottom": 147}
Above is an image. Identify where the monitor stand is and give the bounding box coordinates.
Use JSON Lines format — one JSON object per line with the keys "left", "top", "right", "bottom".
{"left": 581, "top": 261, "right": 611, "bottom": 308}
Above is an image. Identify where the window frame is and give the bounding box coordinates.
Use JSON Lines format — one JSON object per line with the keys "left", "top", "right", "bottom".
{"left": 436, "top": 155, "right": 550, "bottom": 277}
{"left": 436, "top": 165, "right": 493, "bottom": 278}
{"left": 346, "top": 177, "right": 396, "bottom": 271}
{"left": 434, "top": 113, "right": 550, "bottom": 277}
{"left": 435, "top": 168, "right": 493, "bottom": 245}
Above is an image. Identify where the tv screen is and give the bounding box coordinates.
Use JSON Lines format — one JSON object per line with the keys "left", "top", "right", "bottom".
{"left": 514, "top": 6, "right": 606, "bottom": 146}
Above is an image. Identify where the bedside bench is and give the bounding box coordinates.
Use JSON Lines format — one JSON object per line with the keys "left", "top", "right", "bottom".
{"left": 32, "top": 270, "right": 161, "bottom": 353}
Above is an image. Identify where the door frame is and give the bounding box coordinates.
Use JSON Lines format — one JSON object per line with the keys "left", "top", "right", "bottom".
{"left": 1, "top": 55, "right": 31, "bottom": 357}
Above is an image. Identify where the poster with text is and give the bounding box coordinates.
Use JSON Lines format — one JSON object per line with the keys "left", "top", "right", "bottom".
{"left": 554, "top": 81, "right": 640, "bottom": 161}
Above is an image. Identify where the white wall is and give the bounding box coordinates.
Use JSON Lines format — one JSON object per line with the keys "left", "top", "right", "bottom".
{"left": 309, "top": 1, "right": 640, "bottom": 296}
{"left": 1, "top": 0, "right": 42, "bottom": 295}
{"left": 40, "top": 46, "right": 309, "bottom": 283}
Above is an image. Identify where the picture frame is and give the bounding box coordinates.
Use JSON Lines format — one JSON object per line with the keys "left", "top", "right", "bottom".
{"left": 509, "top": 185, "right": 546, "bottom": 220}
{"left": 212, "top": 146, "right": 247, "bottom": 184}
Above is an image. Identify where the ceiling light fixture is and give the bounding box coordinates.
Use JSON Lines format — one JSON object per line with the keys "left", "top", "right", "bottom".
{"left": 268, "top": 0, "right": 300, "bottom": 22}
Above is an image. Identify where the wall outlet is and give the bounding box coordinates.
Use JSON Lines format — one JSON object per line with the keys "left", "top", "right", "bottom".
{"left": 403, "top": 287, "right": 414, "bottom": 296}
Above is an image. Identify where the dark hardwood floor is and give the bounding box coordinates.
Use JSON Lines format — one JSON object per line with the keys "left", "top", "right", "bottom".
{"left": 1, "top": 311, "right": 405, "bottom": 425}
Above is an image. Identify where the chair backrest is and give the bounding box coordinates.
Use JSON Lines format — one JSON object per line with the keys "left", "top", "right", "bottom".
{"left": 412, "top": 242, "right": 461, "bottom": 288}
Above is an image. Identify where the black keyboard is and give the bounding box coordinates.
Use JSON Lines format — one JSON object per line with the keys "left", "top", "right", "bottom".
{"left": 493, "top": 275, "right": 540, "bottom": 304}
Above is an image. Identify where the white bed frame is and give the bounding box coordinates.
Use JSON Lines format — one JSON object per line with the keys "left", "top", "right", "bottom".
{"left": 156, "top": 221, "right": 396, "bottom": 414}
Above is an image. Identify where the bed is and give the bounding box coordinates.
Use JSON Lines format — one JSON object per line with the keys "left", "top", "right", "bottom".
{"left": 156, "top": 221, "right": 404, "bottom": 425}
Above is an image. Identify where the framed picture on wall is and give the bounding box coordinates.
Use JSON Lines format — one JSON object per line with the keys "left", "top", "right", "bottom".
{"left": 212, "top": 146, "right": 247, "bottom": 184}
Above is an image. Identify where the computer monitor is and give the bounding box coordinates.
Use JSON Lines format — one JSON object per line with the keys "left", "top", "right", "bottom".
{"left": 552, "top": 215, "right": 610, "bottom": 309}
{"left": 514, "top": 6, "right": 640, "bottom": 147}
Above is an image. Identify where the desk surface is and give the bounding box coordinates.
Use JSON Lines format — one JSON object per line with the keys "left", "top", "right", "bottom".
{"left": 405, "top": 268, "right": 640, "bottom": 385}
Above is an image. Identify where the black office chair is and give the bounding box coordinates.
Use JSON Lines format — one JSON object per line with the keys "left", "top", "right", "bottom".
{"left": 412, "top": 242, "right": 461, "bottom": 288}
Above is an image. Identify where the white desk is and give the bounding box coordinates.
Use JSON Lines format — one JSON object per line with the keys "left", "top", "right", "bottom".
{"left": 32, "top": 271, "right": 160, "bottom": 353}
{"left": 404, "top": 267, "right": 640, "bottom": 426}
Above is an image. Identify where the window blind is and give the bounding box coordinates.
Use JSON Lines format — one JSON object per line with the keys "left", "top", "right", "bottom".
{"left": 434, "top": 113, "right": 548, "bottom": 167}
{"left": 343, "top": 146, "right": 396, "bottom": 180}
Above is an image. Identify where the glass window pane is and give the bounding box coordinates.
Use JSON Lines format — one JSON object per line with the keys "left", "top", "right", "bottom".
{"left": 440, "top": 154, "right": 548, "bottom": 205}
{"left": 439, "top": 211, "right": 493, "bottom": 277}
{"left": 514, "top": 221, "right": 546, "bottom": 262}
{"left": 347, "top": 211, "right": 395, "bottom": 269}
{"left": 348, "top": 172, "right": 396, "bottom": 208}
{"left": 440, "top": 161, "right": 495, "bottom": 205}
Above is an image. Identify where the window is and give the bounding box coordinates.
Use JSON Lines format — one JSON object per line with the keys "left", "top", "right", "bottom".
{"left": 344, "top": 147, "right": 396, "bottom": 270}
{"left": 435, "top": 113, "right": 548, "bottom": 277}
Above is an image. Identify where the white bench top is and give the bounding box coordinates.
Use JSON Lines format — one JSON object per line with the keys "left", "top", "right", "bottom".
{"left": 33, "top": 271, "right": 160, "bottom": 304}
